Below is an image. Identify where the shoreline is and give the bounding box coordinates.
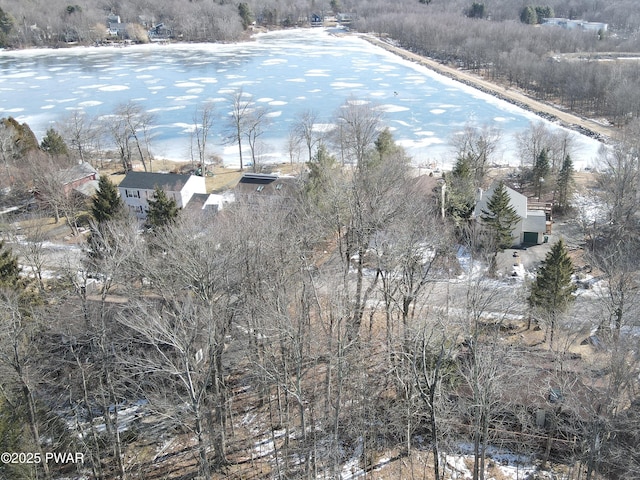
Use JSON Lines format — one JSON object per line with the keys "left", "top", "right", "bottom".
{"left": 2, "top": 28, "right": 612, "bottom": 168}
{"left": 360, "top": 34, "right": 616, "bottom": 145}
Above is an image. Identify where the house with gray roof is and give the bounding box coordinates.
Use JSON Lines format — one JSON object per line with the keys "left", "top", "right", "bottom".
{"left": 118, "top": 171, "right": 206, "bottom": 218}
{"left": 61, "top": 162, "right": 99, "bottom": 197}
{"left": 234, "top": 173, "right": 299, "bottom": 206}
{"left": 474, "top": 182, "right": 548, "bottom": 246}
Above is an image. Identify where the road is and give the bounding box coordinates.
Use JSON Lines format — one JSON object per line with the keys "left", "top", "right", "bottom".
{"left": 361, "top": 34, "right": 616, "bottom": 143}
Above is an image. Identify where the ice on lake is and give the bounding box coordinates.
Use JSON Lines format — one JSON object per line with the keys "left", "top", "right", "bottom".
{"left": 0, "top": 28, "right": 604, "bottom": 168}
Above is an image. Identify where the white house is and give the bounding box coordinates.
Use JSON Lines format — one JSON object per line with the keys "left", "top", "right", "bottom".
{"left": 474, "top": 183, "right": 548, "bottom": 246}
{"left": 118, "top": 172, "right": 206, "bottom": 218}
{"left": 542, "top": 18, "right": 608, "bottom": 33}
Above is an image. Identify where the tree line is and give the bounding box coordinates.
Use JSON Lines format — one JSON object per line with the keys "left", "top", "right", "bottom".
{"left": 0, "top": 98, "right": 639, "bottom": 478}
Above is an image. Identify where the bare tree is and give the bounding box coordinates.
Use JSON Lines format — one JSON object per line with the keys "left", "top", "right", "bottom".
{"left": 124, "top": 216, "right": 239, "bottom": 471}
{"left": 24, "top": 152, "right": 85, "bottom": 234}
{"left": 451, "top": 123, "right": 501, "bottom": 185}
{"left": 64, "top": 215, "right": 145, "bottom": 479}
{"left": 454, "top": 259, "right": 527, "bottom": 480}
{"left": 334, "top": 98, "right": 384, "bottom": 169}
{"left": 516, "top": 121, "right": 552, "bottom": 168}
{"left": 587, "top": 240, "right": 640, "bottom": 339}
{"left": 595, "top": 140, "right": 640, "bottom": 236}
{"left": 243, "top": 104, "right": 271, "bottom": 172}
{"left": 0, "top": 291, "right": 52, "bottom": 480}
{"left": 226, "top": 88, "right": 253, "bottom": 170}
{"left": 412, "top": 322, "right": 458, "bottom": 479}
{"left": 57, "top": 110, "right": 98, "bottom": 165}
{"left": 103, "top": 101, "right": 155, "bottom": 172}
{"left": 191, "top": 101, "right": 215, "bottom": 168}
{"left": 9, "top": 217, "right": 48, "bottom": 292}
{"left": 121, "top": 101, "right": 155, "bottom": 172}
{"left": 286, "top": 127, "right": 303, "bottom": 166}
{"left": 293, "top": 109, "right": 322, "bottom": 163}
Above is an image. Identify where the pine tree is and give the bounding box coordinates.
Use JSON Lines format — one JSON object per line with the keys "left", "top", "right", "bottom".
{"left": 374, "top": 128, "right": 402, "bottom": 164}
{"left": 555, "top": 154, "right": 574, "bottom": 212}
{"left": 306, "top": 145, "right": 336, "bottom": 195}
{"left": 528, "top": 239, "right": 576, "bottom": 348}
{"left": 146, "top": 186, "right": 178, "bottom": 229}
{"left": 445, "top": 154, "right": 476, "bottom": 222}
{"left": 480, "top": 181, "right": 520, "bottom": 251}
{"left": 238, "top": 2, "right": 253, "bottom": 29}
{"left": 0, "top": 240, "right": 21, "bottom": 289}
{"left": 532, "top": 148, "right": 550, "bottom": 198}
{"left": 91, "top": 176, "right": 124, "bottom": 224}
{"left": 40, "top": 128, "right": 69, "bottom": 156}
{"left": 520, "top": 6, "right": 538, "bottom": 24}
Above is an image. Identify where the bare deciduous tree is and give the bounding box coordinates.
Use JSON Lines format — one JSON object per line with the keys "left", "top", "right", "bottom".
{"left": 58, "top": 110, "right": 99, "bottom": 165}
{"left": 451, "top": 123, "right": 501, "bottom": 185}
{"left": 191, "top": 101, "right": 215, "bottom": 167}
{"left": 334, "top": 98, "right": 384, "bottom": 169}
{"left": 0, "top": 291, "right": 52, "bottom": 480}
{"left": 226, "top": 88, "right": 253, "bottom": 170}
{"left": 103, "top": 101, "right": 155, "bottom": 172}
{"left": 293, "top": 109, "right": 322, "bottom": 163}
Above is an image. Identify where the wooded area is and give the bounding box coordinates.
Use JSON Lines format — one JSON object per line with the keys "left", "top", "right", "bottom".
{"left": 0, "top": 91, "right": 640, "bottom": 478}
{"left": 1, "top": 0, "right": 640, "bottom": 479}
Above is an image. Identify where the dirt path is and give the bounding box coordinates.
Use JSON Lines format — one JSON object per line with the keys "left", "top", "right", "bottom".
{"left": 361, "top": 35, "right": 616, "bottom": 143}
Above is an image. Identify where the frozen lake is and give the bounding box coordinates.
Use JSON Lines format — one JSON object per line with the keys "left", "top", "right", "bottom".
{"left": 0, "top": 28, "right": 603, "bottom": 168}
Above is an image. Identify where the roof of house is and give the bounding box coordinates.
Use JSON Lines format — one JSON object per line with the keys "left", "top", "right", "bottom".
{"left": 238, "top": 173, "right": 279, "bottom": 185}
{"left": 118, "top": 172, "right": 192, "bottom": 192}
{"left": 74, "top": 180, "right": 100, "bottom": 197}
{"left": 522, "top": 210, "right": 547, "bottom": 232}
{"left": 474, "top": 182, "right": 528, "bottom": 219}
{"left": 235, "top": 173, "right": 299, "bottom": 198}
{"left": 183, "top": 193, "right": 227, "bottom": 214}
{"left": 62, "top": 162, "right": 99, "bottom": 185}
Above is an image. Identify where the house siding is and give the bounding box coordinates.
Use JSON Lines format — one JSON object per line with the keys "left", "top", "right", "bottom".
{"left": 118, "top": 173, "right": 206, "bottom": 219}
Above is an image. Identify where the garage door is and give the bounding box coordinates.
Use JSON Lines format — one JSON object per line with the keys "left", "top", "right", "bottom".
{"left": 523, "top": 232, "right": 538, "bottom": 244}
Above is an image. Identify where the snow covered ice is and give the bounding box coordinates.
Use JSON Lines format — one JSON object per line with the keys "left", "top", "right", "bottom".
{"left": 0, "top": 28, "right": 603, "bottom": 167}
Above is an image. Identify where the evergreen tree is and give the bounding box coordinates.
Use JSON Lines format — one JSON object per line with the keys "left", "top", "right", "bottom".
{"left": 466, "top": 2, "right": 486, "bottom": 19}
{"left": 305, "top": 144, "right": 338, "bottom": 207}
{"left": 520, "top": 6, "right": 538, "bottom": 24}
{"left": 146, "top": 186, "right": 178, "bottom": 229}
{"left": 555, "top": 154, "right": 574, "bottom": 212}
{"left": 91, "top": 176, "right": 124, "bottom": 224}
{"left": 238, "top": 3, "right": 253, "bottom": 29}
{"left": 534, "top": 5, "right": 554, "bottom": 21}
{"left": 373, "top": 128, "right": 404, "bottom": 166}
{"left": 40, "top": 128, "right": 69, "bottom": 156}
{"left": 528, "top": 239, "right": 576, "bottom": 348}
{"left": 445, "top": 154, "right": 476, "bottom": 223}
{"left": 0, "top": 7, "right": 14, "bottom": 47}
{"left": 480, "top": 181, "right": 520, "bottom": 251}
{"left": 0, "top": 240, "right": 21, "bottom": 289}
{"left": 532, "top": 148, "right": 550, "bottom": 198}
{"left": 1, "top": 117, "right": 39, "bottom": 158}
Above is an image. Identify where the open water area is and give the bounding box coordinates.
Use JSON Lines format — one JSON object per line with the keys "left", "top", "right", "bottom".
{"left": 0, "top": 28, "right": 603, "bottom": 168}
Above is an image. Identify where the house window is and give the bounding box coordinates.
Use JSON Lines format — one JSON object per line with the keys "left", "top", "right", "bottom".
{"left": 256, "top": 185, "right": 264, "bottom": 192}
{"left": 275, "top": 183, "right": 282, "bottom": 190}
